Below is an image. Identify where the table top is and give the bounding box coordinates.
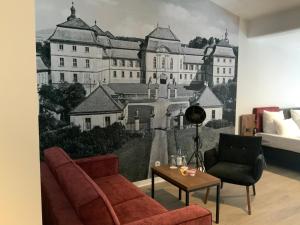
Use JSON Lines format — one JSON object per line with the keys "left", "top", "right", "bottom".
{"left": 152, "top": 165, "right": 221, "bottom": 192}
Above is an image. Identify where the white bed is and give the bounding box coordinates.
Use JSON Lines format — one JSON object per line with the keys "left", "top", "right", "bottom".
{"left": 255, "top": 132, "right": 300, "bottom": 154}
{"left": 252, "top": 107, "right": 300, "bottom": 169}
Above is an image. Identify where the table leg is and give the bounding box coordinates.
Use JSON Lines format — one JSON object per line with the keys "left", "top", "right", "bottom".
{"left": 179, "top": 188, "right": 182, "bottom": 200}
{"left": 216, "top": 184, "right": 220, "bottom": 224}
{"left": 151, "top": 171, "right": 154, "bottom": 199}
{"left": 186, "top": 191, "right": 189, "bottom": 206}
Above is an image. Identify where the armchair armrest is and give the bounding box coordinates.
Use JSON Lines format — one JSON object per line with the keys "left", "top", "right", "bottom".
{"left": 253, "top": 154, "right": 265, "bottom": 182}
{"left": 204, "top": 148, "right": 218, "bottom": 171}
{"left": 75, "top": 154, "right": 119, "bottom": 179}
{"left": 124, "top": 205, "right": 212, "bottom": 225}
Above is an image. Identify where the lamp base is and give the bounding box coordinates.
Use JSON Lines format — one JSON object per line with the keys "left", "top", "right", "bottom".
{"left": 188, "top": 150, "right": 205, "bottom": 172}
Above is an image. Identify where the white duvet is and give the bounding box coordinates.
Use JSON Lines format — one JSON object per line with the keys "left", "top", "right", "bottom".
{"left": 255, "top": 132, "right": 300, "bottom": 154}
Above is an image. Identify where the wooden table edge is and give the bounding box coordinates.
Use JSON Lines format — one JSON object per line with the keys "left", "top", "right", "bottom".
{"left": 151, "top": 166, "right": 221, "bottom": 192}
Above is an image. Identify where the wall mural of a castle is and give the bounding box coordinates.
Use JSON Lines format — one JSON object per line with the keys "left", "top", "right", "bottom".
{"left": 36, "top": 0, "right": 239, "bottom": 181}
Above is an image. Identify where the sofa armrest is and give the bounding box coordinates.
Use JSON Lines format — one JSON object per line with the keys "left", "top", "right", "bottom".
{"left": 253, "top": 154, "right": 265, "bottom": 182}
{"left": 124, "top": 205, "right": 212, "bottom": 225}
{"left": 75, "top": 154, "right": 119, "bottom": 179}
{"left": 204, "top": 148, "right": 219, "bottom": 171}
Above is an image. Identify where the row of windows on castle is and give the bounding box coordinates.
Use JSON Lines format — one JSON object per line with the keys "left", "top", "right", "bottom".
{"left": 59, "top": 57, "right": 91, "bottom": 68}
{"left": 152, "top": 57, "right": 201, "bottom": 71}
{"left": 57, "top": 71, "right": 142, "bottom": 83}
{"left": 58, "top": 43, "right": 90, "bottom": 53}
{"left": 217, "top": 67, "right": 233, "bottom": 74}
{"left": 56, "top": 70, "right": 202, "bottom": 83}
{"left": 56, "top": 43, "right": 233, "bottom": 71}
{"left": 58, "top": 56, "right": 204, "bottom": 72}
{"left": 215, "top": 57, "right": 233, "bottom": 63}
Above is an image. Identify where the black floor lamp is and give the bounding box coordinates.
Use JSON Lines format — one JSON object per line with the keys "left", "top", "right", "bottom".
{"left": 185, "top": 105, "right": 206, "bottom": 171}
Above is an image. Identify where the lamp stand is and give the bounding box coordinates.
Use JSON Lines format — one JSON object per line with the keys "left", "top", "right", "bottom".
{"left": 187, "top": 123, "right": 205, "bottom": 171}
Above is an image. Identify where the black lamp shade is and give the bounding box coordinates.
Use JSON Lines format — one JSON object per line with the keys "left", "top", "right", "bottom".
{"left": 185, "top": 105, "right": 206, "bottom": 124}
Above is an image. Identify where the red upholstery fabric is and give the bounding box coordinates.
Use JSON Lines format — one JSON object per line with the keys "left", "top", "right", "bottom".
{"left": 94, "top": 174, "right": 144, "bottom": 205}
{"left": 44, "top": 146, "right": 72, "bottom": 176}
{"left": 76, "top": 154, "right": 118, "bottom": 179}
{"left": 114, "top": 196, "right": 167, "bottom": 224}
{"left": 40, "top": 162, "right": 83, "bottom": 225}
{"left": 124, "top": 205, "right": 212, "bottom": 225}
{"left": 42, "top": 148, "right": 212, "bottom": 225}
{"left": 55, "top": 161, "right": 120, "bottom": 225}
{"left": 253, "top": 107, "right": 280, "bottom": 132}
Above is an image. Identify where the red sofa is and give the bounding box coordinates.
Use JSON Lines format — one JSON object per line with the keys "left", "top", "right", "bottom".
{"left": 41, "top": 147, "right": 212, "bottom": 225}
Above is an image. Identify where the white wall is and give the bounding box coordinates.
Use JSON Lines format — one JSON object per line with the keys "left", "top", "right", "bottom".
{"left": 0, "top": 0, "right": 42, "bottom": 225}
{"left": 235, "top": 20, "right": 300, "bottom": 132}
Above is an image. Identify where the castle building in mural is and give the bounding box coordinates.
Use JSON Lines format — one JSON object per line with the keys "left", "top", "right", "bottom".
{"left": 70, "top": 85, "right": 128, "bottom": 131}
{"left": 38, "top": 4, "right": 236, "bottom": 92}
{"left": 37, "top": 3, "right": 237, "bottom": 130}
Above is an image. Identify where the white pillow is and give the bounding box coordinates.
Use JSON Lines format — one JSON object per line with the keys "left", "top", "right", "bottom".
{"left": 263, "top": 110, "right": 284, "bottom": 134}
{"left": 291, "top": 110, "right": 300, "bottom": 129}
{"left": 273, "top": 118, "right": 300, "bottom": 137}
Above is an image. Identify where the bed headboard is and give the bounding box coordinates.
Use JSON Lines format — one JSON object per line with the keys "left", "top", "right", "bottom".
{"left": 252, "top": 107, "right": 280, "bottom": 132}
{"left": 282, "top": 107, "right": 300, "bottom": 119}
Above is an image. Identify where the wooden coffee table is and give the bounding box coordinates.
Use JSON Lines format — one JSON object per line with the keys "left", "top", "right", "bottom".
{"left": 151, "top": 165, "right": 221, "bottom": 224}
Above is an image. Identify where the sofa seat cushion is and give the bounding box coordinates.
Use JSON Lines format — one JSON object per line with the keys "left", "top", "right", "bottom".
{"left": 113, "top": 196, "right": 167, "bottom": 224}
{"left": 94, "top": 175, "right": 144, "bottom": 205}
{"left": 207, "top": 162, "right": 255, "bottom": 186}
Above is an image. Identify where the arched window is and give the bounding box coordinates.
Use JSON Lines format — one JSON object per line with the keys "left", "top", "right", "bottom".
{"left": 153, "top": 57, "right": 157, "bottom": 68}
{"left": 170, "top": 58, "right": 173, "bottom": 70}
{"left": 162, "top": 57, "right": 165, "bottom": 69}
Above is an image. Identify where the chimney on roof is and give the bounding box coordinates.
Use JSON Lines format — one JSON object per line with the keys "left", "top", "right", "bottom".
{"left": 67, "top": 2, "right": 76, "bottom": 21}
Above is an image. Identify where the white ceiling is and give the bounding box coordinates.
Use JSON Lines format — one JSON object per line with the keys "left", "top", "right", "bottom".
{"left": 212, "top": 0, "right": 300, "bottom": 20}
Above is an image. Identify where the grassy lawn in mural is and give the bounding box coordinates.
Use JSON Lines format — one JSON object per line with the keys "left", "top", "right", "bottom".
{"left": 167, "top": 126, "right": 234, "bottom": 162}
{"left": 115, "top": 133, "right": 153, "bottom": 182}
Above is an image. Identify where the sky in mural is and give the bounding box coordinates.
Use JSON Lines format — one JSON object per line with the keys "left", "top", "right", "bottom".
{"left": 36, "top": 0, "right": 239, "bottom": 45}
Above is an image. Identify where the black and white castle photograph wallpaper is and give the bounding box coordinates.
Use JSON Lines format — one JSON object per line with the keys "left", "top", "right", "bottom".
{"left": 36, "top": 0, "right": 239, "bottom": 181}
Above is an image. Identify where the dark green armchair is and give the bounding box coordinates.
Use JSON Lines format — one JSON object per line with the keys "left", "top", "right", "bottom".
{"left": 204, "top": 133, "right": 264, "bottom": 215}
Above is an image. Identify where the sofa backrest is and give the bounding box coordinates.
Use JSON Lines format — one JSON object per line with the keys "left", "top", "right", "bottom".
{"left": 218, "top": 133, "right": 262, "bottom": 166}
{"left": 40, "top": 162, "right": 83, "bottom": 225}
{"left": 44, "top": 147, "right": 72, "bottom": 177}
{"left": 44, "top": 147, "right": 120, "bottom": 225}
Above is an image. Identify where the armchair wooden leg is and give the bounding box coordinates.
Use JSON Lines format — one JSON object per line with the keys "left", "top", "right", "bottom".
{"left": 204, "top": 188, "right": 210, "bottom": 204}
{"left": 246, "top": 186, "right": 251, "bottom": 215}
{"left": 252, "top": 185, "right": 256, "bottom": 196}
{"left": 221, "top": 181, "right": 224, "bottom": 189}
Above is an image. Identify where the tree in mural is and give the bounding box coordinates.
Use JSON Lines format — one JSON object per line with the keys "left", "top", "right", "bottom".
{"left": 39, "top": 83, "right": 86, "bottom": 124}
